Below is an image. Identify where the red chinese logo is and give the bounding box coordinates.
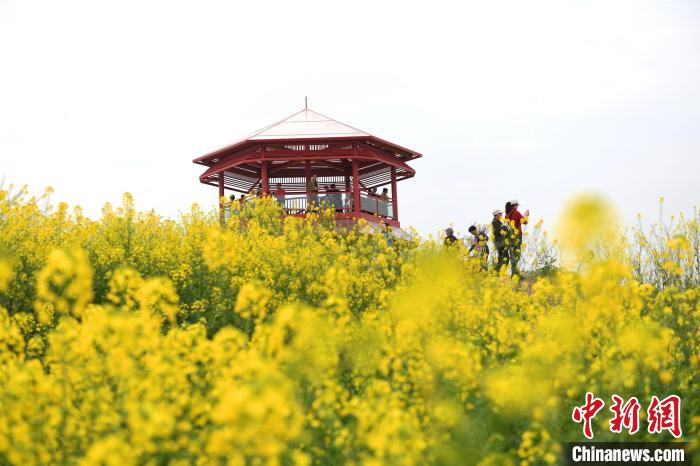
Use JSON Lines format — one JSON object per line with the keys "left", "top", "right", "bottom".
{"left": 647, "top": 395, "right": 682, "bottom": 438}
{"left": 572, "top": 392, "right": 605, "bottom": 439}
{"left": 572, "top": 393, "right": 682, "bottom": 439}
{"left": 609, "top": 394, "right": 640, "bottom": 434}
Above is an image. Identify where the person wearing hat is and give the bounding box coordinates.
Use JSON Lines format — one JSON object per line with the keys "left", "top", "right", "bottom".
{"left": 444, "top": 227, "right": 458, "bottom": 247}
{"left": 491, "top": 209, "right": 510, "bottom": 271}
{"left": 505, "top": 199, "right": 529, "bottom": 235}
{"left": 505, "top": 199, "right": 529, "bottom": 275}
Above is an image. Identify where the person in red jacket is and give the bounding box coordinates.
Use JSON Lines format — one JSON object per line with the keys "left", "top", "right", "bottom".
{"left": 505, "top": 199, "right": 529, "bottom": 276}
{"left": 505, "top": 199, "right": 529, "bottom": 234}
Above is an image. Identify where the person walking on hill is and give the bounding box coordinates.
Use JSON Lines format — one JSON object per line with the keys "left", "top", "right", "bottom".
{"left": 505, "top": 199, "right": 529, "bottom": 236}
{"left": 444, "top": 227, "right": 458, "bottom": 247}
{"left": 382, "top": 223, "right": 395, "bottom": 247}
{"left": 491, "top": 209, "right": 510, "bottom": 272}
{"left": 468, "top": 224, "right": 490, "bottom": 269}
{"left": 505, "top": 199, "right": 529, "bottom": 276}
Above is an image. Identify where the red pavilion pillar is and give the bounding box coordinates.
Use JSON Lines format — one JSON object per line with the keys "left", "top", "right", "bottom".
{"left": 218, "top": 173, "right": 225, "bottom": 224}
{"left": 352, "top": 159, "right": 360, "bottom": 213}
{"left": 305, "top": 160, "right": 311, "bottom": 205}
{"left": 390, "top": 167, "right": 398, "bottom": 222}
{"left": 344, "top": 164, "right": 351, "bottom": 212}
{"left": 261, "top": 160, "right": 269, "bottom": 194}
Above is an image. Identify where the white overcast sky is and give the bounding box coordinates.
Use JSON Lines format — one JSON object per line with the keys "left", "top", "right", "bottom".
{"left": 1, "top": 0, "right": 698, "bottom": 235}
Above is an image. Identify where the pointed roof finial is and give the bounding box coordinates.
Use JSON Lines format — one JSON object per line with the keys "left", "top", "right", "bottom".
{"left": 305, "top": 96, "right": 308, "bottom": 109}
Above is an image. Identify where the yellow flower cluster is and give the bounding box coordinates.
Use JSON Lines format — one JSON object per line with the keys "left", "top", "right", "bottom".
{"left": 0, "top": 187, "right": 697, "bottom": 465}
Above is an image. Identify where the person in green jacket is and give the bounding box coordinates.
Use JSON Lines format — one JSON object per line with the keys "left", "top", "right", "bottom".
{"left": 491, "top": 209, "right": 511, "bottom": 272}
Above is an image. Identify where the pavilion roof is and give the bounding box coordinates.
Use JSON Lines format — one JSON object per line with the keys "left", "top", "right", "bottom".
{"left": 194, "top": 108, "right": 422, "bottom": 164}
{"left": 247, "top": 109, "right": 370, "bottom": 140}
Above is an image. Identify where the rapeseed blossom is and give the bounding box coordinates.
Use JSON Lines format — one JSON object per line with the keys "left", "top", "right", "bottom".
{"left": 0, "top": 187, "right": 697, "bottom": 465}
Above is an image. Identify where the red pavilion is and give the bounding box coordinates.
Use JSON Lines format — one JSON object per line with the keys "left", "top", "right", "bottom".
{"left": 193, "top": 107, "right": 420, "bottom": 228}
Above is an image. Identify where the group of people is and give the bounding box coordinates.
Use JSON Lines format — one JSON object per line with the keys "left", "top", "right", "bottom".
{"left": 303, "top": 175, "right": 345, "bottom": 211}
{"left": 228, "top": 192, "right": 257, "bottom": 204}
{"left": 445, "top": 199, "right": 529, "bottom": 275}
{"left": 228, "top": 176, "right": 393, "bottom": 213}
{"left": 367, "top": 187, "right": 391, "bottom": 202}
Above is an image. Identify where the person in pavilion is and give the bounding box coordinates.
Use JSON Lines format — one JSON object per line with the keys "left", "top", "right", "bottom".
{"left": 377, "top": 188, "right": 391, "bottom": 217}
{"left": 325, "top": 183, "right": 342, "bottom": 211}
{"left": 274, "top": 183, "right": 286, "bottom": 207}
{"left": 307, "top": 174, "right": 319, "bottom": 207}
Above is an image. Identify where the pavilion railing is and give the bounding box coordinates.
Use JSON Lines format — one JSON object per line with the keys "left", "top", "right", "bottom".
{"left": 278, "top": 191, "right": 394, "bottom": 219}
{"left": 224, "top": 190, "right": 394, "bottom": 220}
{"left": 278, "top": 191, "right": 351, "bottom": 214}
{"left": 358, "top": 193, "right": 394, "bottom": 218}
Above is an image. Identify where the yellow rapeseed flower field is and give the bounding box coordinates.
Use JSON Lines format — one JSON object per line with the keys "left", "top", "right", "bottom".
{"left": 0, "top": 188, "right": 698, "bottom": 465}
